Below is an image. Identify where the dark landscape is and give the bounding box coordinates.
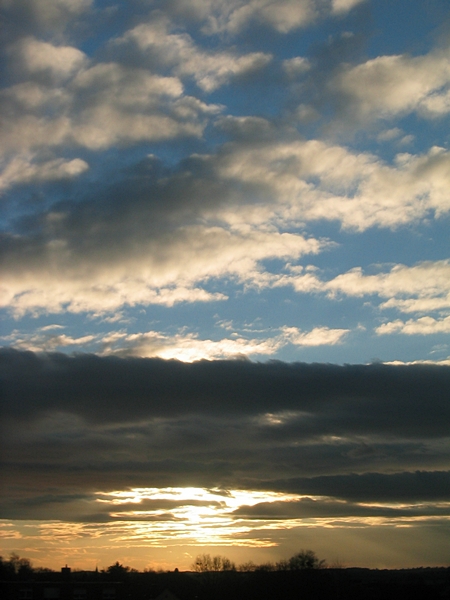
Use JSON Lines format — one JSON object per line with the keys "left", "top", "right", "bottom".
{"left": 2, "top": 554, "right": 449, "bottom": 600}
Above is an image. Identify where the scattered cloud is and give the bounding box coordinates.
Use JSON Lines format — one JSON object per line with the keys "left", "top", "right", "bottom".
{"left": 282, "top": 56, "right": 311, "bottom": 78}
{"left": 2, "top": 323, "right": 349, "bottom": 361}
{"left": 0, "top": 154, "right": 88, "bottom": 191}
{"left": 213, "top": 141, "right": 450, "bottom": 230}
{"left": 1, "top": 0, "right": 92, "bottom": 38}
{"left": 99, "top": 329, "right": 283, "bottom": 361}
{"left": 331, "top": 0, "right": 365, "bottom": 14}
{"left": 1, "top": 0, "right": 450, "bottom": 571}
{"left": 335, "top": 50, "right": 450, "bottom": 121}
{"left": 324, "top": 259, "right": 450, "bottom": 312}
{"left": 186, "top": 0, "right": 367, "bottom": 35}
{"left": 117, "top": 18, "right": 272, "bottom": 92}
{"left": 377, "top": 315, "right": 450, "bottom": 336}
{"left": 1, "top": 59, "right": 218, "bottom": 157}
{"left": 14, "top": 37, "right": 88, "bottom": 81}
{"left": 282, "top": 325, "right": 349, "bottom": 346}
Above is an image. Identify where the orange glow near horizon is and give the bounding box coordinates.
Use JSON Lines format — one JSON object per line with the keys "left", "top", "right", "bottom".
{"left": 1, "top": 487, "right": 449, "bottom": 572}
{"left": 95, "top": 487, "right": 307, "bottom": 545}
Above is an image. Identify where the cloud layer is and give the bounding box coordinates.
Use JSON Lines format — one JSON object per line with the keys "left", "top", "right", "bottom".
{"left": 1, "top": 0, "right": 450, "bottom": 570}
{"left": 1, "top": 350, "right": 449, "bottom": 566}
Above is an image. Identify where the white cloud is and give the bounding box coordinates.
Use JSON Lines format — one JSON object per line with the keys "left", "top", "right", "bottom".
{"left": 2, "top": 322, "right": 349, "bottom": 360}
{"left": 72, "top": 62, "right": 184, "bottom": 104}
{"left": 2, "top": 82, "right": 70, "bottom": 110}
{"left": 242, "top": 0, "right": 319, "bottom": 34}
{"left": 1, "top": 224, "right": 322, "bottom": 316}
{"left": 335, "top": 50, "right": 450, "bottom": 121}
{"left": 282, "top": 56, "right": 310, "bottom": 78}
{"left": 282, "top": 326, "right": 349, "bottom": 346}
{"left": 214, "top": 140, "right": 450, "bottom": 230}
{"left": 31, "top": 0, "right": 91, "bottom": 22}
{"left": 0, "top": 154, "right": 88, "bottom": 191}
{"left": 1, "top": 280, "right": 226, "bottom": 318}
{"left": 185, "top": 0, "right": 318, "bottom": 34}
{"left": 119, "top": 20, "right": 272, "bottom": 92}
{"left": 17, "top": 37, "right": 88, "bottom": 81}
{"left": 273, "top": 266, "right": 324, "bottom": 294}
{"left": 419, "top": 87, "right": 450, "bottom": 117}
{"left": 3, "top": 134, "right": 450, "bottom": 318}
{"left": 0, "top": 61, "right": 220, "bottom": 156}
{"left": 376, "top": 316, "right": 450, "bottom": 336}
{"left": 385, "top": 357, "right": 450, "bottom": 366}
{"left": 2, "top": 327, "right": 95, "bottom": 352}
{"left": 101, "top": 330, "right": 283, "bottom": 362}
{"left": 215, "top": 115, "right": 274, "bottom": 140}
{"left": 269, "top": 260, "right": 450, "bottom": 331}
{"left": 377, "top": 128, "right": 403, "bottom": 142}
{"left": 191, "top": 0, "right": 365, "bottom": 35}
{"left": 331, "top": 0, "right": 365, "bottom": 14}
{"left": 325, "top": 260, "right": 450, "bottom": 311}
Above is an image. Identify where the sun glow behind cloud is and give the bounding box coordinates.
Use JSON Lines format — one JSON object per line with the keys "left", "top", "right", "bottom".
{"left": 3, "top": 489, "right": 449, "bottom": 554}
{"left": 1, "top": 481, "right": 450, "bottom": 569}
{"left": 74, "top": 487, "right": 450, "bottom": 546}
{"left": 95, "top": 487, "right": 305, "bottom": 546}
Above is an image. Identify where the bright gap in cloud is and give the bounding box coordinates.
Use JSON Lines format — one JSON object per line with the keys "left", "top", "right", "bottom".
{"left": 87, "top": 487, "right": 450, "bottom": 546}
{"left": 94, "top": 487, "right": 307, "bottom": 545}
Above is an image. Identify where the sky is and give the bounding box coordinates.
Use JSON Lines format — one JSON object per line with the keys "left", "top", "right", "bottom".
{"left": 1, "top": 0, "right": 450, "bottom": 572}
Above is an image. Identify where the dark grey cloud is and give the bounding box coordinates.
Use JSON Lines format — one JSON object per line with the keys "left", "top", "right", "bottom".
{"left": 0, "top": 0, "right": 91, "bottom": 45}
{"left": 2, "top": 349, "right": 449, "bottom": 430}
{"left": 1, "top": 349, "right": 449, "bottom": 524}
{"left": 269, "top": 471, "right": 450, "bottom": 502}
{"left": 233, "top": 492, "right": 450, "bottom": 519}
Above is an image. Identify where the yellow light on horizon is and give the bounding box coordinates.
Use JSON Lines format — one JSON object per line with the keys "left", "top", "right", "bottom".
{"left": 93, "top": 486, "right": 307, "bottom": 545}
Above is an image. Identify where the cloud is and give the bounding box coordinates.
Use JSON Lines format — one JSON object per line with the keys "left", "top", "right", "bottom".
{"left": 1, "top": 351, "right": 449, "bottom": 533}
{"left": 99, "top": 330, "right": 283, "bottom": 361}
{"left": 1, "top": 327, "right": 96, "bottom": 353}
{"left": 2, "top": 323, "right": 348, "bottom": 361}
{"left": 324, "top": 259, "right": 450, "bottom": 312}
{"left": 376, "top": 315, "right": 450, "bottom": 336}
{"left": 260, "top": 471, "right": 450, "bottom": 504}
{"left": 2, "top": 350, "right": 449, "bottom": 430}
{"left": 116, "top": 19, "right": 272, "bottom": 92}
{"left": 385, "top": 357, "right": 450, "bottom": 366}
{"left": 1, "top": 58, "right": 219, "bottom": 157}
{"left": 271, "top": 259, "right": 450, "bottom": 326}
{"left": 282, "top": 56, "right": 311, "bottom": 78}
{"left": 213, "top": 141, "right": 450, "bottom": 230}
{"left": 107, "top": 325, "right": 350, "bottom": 359}
{"left": 1, "top": 0, "right": 92, "bottom": 39}
{"left": 331, "top": 0, "right": 365, "bottom": 14}
{"left": 1, "top": 218, "right": 322, "bottom": 316}
{"left": 2, "top": 131, "right": 449, "bottom": 318}
{"left": 15, "top": 37, "right": 88, "bottom": 82}
{"left": 215, "top": 115, "right": 275, "bottom": 141}
{"left": 174, "top": 0, "right": 367, "bottom": 35}
{"left": 282, "top": 326, "right": 349, "bottom": 346}
{"left": 0, "top": 0, "right": 448, "bottom": 570}
{"left": 334, "top": 50, "right": 450, "bottom": 121}
{"left": 0, "top": 154, "right": 88, "bottom": 191}
{"left": 2, "top": 141, "right": 328, "bottom": 316}
{"left": 420, "top": 87, "right": 450, "bottom": 117}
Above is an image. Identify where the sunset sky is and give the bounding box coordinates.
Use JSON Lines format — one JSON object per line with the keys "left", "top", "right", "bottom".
{"left": 1, "top": 0, "right": 450, "bottom": 571}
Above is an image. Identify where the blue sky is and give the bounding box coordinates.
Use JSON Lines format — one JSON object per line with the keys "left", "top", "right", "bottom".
{"left": 1, "top": 0, "right": 450, "bottom": 571}
{"left": 1, "top": 0, "right": 450, "bottom": 364}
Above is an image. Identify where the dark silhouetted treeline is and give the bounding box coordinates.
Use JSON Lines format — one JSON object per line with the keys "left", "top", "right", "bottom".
{"left": 1, "top": 553, "right": 449, "bottom": 600}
